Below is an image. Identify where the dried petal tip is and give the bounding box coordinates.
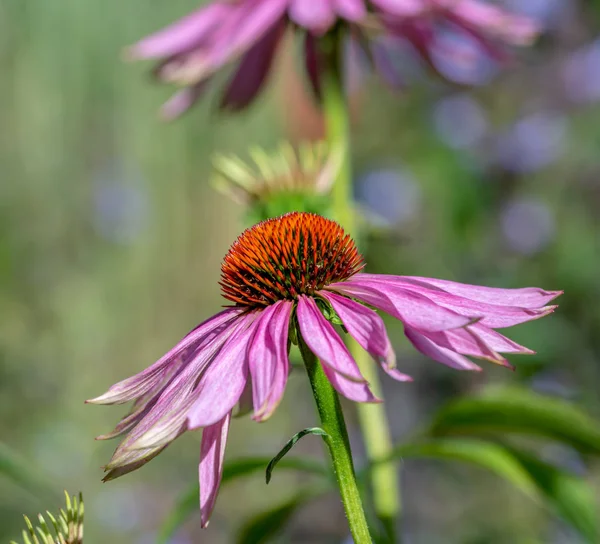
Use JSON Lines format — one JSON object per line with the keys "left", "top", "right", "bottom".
{"left": 221, "top": 212, "right": 364, "bottom": 308}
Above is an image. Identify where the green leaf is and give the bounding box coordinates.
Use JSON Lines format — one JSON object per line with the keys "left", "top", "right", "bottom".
{"left": 390, "top": 439, "right": 541, "bottom": 500}
{"left": 236, "top": 491, "right": 320, "bottom": 544}
{"left": 266, "top": 428, "right": 328, "bottom": 484}
{"left": 157, "top": 456, "right": 328, "bottom": 544}
{"left": 429, "top": 387, "right": 600, "bottom": 455}
{"left": 506, "top": 447, "right": 599, "bottom": 543}
{"left": 0, "top": 442, "right": 54, "bottom": 498}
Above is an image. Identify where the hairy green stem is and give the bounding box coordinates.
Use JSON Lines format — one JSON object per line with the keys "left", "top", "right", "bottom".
{"left": 322, "top": 30, "right": 401, "bottom": 541}
{"left": 298, "top": 334, "right": 373, "bottom": 544}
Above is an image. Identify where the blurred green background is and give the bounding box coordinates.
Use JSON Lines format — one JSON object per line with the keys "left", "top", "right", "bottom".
{"left": 2, "top": 1, "right": 600, "bottom": 542}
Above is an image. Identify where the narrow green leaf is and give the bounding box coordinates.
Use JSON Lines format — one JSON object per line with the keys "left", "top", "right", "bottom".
{"left": 430, "top": 387, "right": 600, "bottom": 454}
{"left": 236, "top": 491, "right": 321, "bottom": 544}
{"left": 506, "top": 447, "right": 599, "bottom": 543}
{"left": 266, "top": 428, "right": 328, "bottom": 484}
{"left": 157, "top": 456, "right": 328, "bottom": 544}
{"left": 389, "top": 439, "right": 541, "bottom": 500}
{"left": 0, "top": 442, "right": 54, "bottom": 498}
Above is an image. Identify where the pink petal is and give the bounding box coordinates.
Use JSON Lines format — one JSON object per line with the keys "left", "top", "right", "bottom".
{"left": 187, "top": 314, "right": 259, "bottom": 429}
{"left": 371, "top": 0, "right": 425, "bottom": 17}
{"left": 321, "top": 291, "right": 393, "bottom": 367}
{"left": 220, "top": 20, "right": 285, "bottom": 111}
{"left": 360, "top": 274, "right": 562, "bottom": 308}
{"left": 161, "top": 82, "right": 209, "bottom": 120}
{"left": 404, "top": 326, "right": 482, "bottom": 371}
{"left": 199, "top": 412, "right": 231, "bottom": 528}
{"left": 425, "top": 327, "right": 513, "bottom": 369}
{"left": 334, "top": 0, "right": 367, "bottom": 21}
{"left": 321, "top": 363, "right": 381, "bottom": 403}
{"left": 127, "top": 4, "right": 230, "bottom": 59}
{"left": 304, "top": 33, "right": 322, "bottom": 100}
{"left": 256, "top": 300, "right": 293, "bottom": 421}
{"left": 289, "top": 0, "right": 337, "bottom": 35}
{"left": 329, "top": 279, "right": 474, "bottom": 332}
{"left": 468, "top": 323, "right": 535, "bottom": 355}
{"left": 296, "top": 295, "right": 367, "bottom": 383}
{"left": 248, "top": 301, "right": 290, "bottom": 420}
{"left": 350, "top": 275, "right": 559, "bottom": 328}
{"left": 111, "top": 315, "right": 249, "bottom": 454}
{"left": 87, "top": 308, "right": 243, "bottom": 405}
{"left": 214, "top": 0, "right": 288, "bottom": 65}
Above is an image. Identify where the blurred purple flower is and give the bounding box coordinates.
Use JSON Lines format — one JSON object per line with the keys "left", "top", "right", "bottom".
{"left": 128, "top": 0, "right": 537, "bottom": 118}
{"left": 501, "top": 197, "right": 555, "bottom": 255}
{"left": 88, "top": 212, "right": 560, "bottom": 526}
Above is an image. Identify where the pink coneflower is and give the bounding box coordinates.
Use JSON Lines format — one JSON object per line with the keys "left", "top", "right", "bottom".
{"left": 128, "top": 0, "right": 536, "bottom": 118}
{"left": 88, "top": 212, "right": 560, "bottom": 526}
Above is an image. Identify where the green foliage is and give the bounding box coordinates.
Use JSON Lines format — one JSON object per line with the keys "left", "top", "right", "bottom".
{"left": 236, "top": 491, "right": 321, "bottom": 544}
{"left": 430, "top": 387, "right": 600, "bottom": 454}
{"left": 10, "top": 492, "right": 84, "bottom": 544}
{"left": 157, "top": 457, "right": 328, "bottom": 544}
{"left": 0, "top": 442, "right": 53, "bottom": 498}
{"left": 266, "top": 428, "right": 329, "bottom": 484}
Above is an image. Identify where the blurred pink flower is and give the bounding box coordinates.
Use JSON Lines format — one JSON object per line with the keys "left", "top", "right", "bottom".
{"left": 128, "top": 0, "right": 537, "bottom": 118}
{"left": 88, "top": 212, "right": 560, "bottom": 526}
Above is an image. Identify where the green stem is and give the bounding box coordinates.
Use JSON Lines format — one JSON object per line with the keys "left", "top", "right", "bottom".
{"left": 298, "top": 334, "right": 373, "bottom": 544}
{"left": 321, "top": 30, "right": 401, "bottom": 542}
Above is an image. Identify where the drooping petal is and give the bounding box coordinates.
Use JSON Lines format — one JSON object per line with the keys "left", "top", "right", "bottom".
{"left": 161, "top": 82, "right": 210, "bottom": 120}
{"left": 424, "top": 327, "right": 513, "bottom": 369}
{"left": 347, "top": 275, "right": 559, "bottom": 328}
{"left": 220, "top": 20, "right": 285, "bottom": 111}
{"left": 404, "top": 326, "right": 482, "bottom": 371}
{"left": 199, "top": 412, "right": 231, "bottom": 528}
{"left": 296, "top": 295, "right": 367, "bottom": 382}
{"left": 334, "top": 0, "right": 367, "bottom": 22}
{"left": 321, "top": 291, "right": 398, "bottom": 372}
{"left": 304, "top": 33, "right": 322, "bottom": 100}
{"left": 248, "top": 301, "right": 283, "bottom": 418}
{"left": 108, "top": 315, "right": 248, "bottom": 459}
{"left": 321, "top": 363, "right": 381, "bottom": 403}
{"left": 213, "top": 0, "right": 288, "bottom": 65}
{"left": 126, "top": 4, "right": 231, "bottom": 59}
{"left": 289, "top": 0, "right": 337, "bottom": 35}
{"left": 359, "top": 274, "right": 562, "bottom": 308}
{"left": 329, "top": 279, "right": 474, "bottom": 332}
{"left": 371, "top": 0, "right": 425, "bottom": 17}
{"left": 187, "top": 314, "right": 260, "bottom": 430}
{"left": 468, "top": 322, "right": 535, "bottom": 355}
{"left": 87, "top": 308, "right": 243, "bottom": 405}
{"left": 253, "top": 300, "right": 293, "bottom": 421}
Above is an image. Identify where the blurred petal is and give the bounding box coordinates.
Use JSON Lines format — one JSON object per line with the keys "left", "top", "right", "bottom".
{"left": 297, "top": 295, "right": 367, "bottom": 382}
{"left": 334, "top": 0, "right": 367, "bottom": 21}
{"left": 304, "top": 33, "right": 322, "bottom": 100}
{"left": 289, "top": 0, "right": 337, "bottom": 35}
{"left": 161, "top": 82, "right": 209, "bottom": 120}
{"left": 371, "top": 0, "right": 424, "bottom": 17}
{"left": 200, "top": 412, "right": 231, "bottom": 528}
{"left": 405, "top": 326, "right": 482, "bottom": 371}
{"left": 220, "top": 20, "right": 285, "bottom": 111}
{"left": 127, "top": 4, "right": 230, "bottom": 59}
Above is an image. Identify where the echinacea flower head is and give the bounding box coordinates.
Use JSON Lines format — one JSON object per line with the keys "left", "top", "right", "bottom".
{"left": 212, "top": 141, "right": 340, "bottom": 222}
{"left": 128, "top": 0, "right": 537, "bottom": 118}
{"left": 88, "top": 212, "right": 560, "bottom": 526}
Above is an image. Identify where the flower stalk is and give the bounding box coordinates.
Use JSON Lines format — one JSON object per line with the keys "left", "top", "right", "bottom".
{"left": 298, "top": 333, "right": 372, "bottom": 544}
{"left": 321, "top": 28, "right": 401, "bottom": 539}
